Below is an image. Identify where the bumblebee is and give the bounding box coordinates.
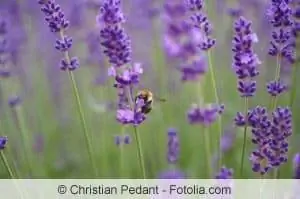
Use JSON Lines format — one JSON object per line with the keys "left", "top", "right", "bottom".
{"left": 135, "top": 89, "right": 166, "bottom": 114}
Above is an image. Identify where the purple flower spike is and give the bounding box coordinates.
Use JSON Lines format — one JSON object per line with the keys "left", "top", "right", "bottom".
{"left": 293, "top": 153, "right": 300, "bottom": 179}
{"left": 98, "top": 0, "right": 145, "bottom": 126}
{"left": 39, "top": 0, "right": 79, "bottom": 71}
{"left": 232, "top": 16, "right": 260, "bottom": 97}
{"left": 163, "top": 0, "right": 208, "bottom": 82}
{"left": 247, "top": 106, "right": 292, "bottom": 175}
{"left": 267, "top": 0, "right": 295, "bottom": 63}
{"left": 215, "top": 166, "right": 233, "bottom": 179}
{"left": 0, "top": 16, "right": 11, "bottom": 78}
{"left": 187, "top": 103, "right": 224, "bottom": 126}
{"left": 39, "top": 0, "right": 70, "bottom": 33}
{"left": 167, "top": 128, "right": 180, "bottom": 164}
{"left": 0, "top": 136, "right": 7, "bottom": 150}
{"left": 98, "top": 0, "right": 131, "bottom": 67}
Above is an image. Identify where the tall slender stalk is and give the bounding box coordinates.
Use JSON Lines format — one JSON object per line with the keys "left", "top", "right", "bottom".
{"left": 14, "top": 106, "right": 33, "bottom": 177}
{"left": 205, "top": 0, "right": 222, "bottom": 169}
{"left": 68, "top": 71, "right": 98, "bottom": 177}
{"left": 58, "top": 30, "right": 98, "bottom": 177}
{"left": 119, "top": 126, "right": 126, "bottom": 177}
{"left": 207, "top": 50, "right": 222, "bottom": 168}
{"left": 240, "top": 97, "right": 249, "bottom": 177}
{"left": 0, "top": 150, "right": 15, "bottom": 178}
{"left": 133, "top": 126, "right": 146, "bottom": 179}
{"left": 203, "top": 127, "right": 212, "bottom": 177}
{"left": 272, "top": 55, "right": 281, "bottom": 179}
{"left": 125, "top": 86, "right": 146, "bottom": 179}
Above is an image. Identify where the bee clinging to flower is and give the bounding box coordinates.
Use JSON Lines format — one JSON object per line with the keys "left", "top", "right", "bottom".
{"left": 135, "top": 89, "right": 166, "bottom": 114}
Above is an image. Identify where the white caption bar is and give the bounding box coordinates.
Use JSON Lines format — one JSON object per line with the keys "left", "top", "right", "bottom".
{"left": 0, "top": 179, "right": 299, "bottom": 199}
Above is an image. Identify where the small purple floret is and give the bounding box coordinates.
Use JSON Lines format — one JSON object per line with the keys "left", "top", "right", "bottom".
{"left": 0, "top": 136, "right": 7, "bottom": 150}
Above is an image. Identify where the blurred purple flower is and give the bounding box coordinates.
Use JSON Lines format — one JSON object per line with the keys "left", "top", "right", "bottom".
{"left": 8, "top": 95, "right": 21, "bottom": 108}
{"left": 38, "top": 0, "right": 79, "bottom": 71}
{"left": 227, "top": 7, "right": 243, "bottom": 18}
{"left": 215, "top": 166, "right": 233, "bottom": 179}
{"left": 167, "top": 128, "right": 180, "bottom": 164}
{"left": 158, "top": 169, "right": 186, "bottom": 179}
{"left": 187, "top": 103, "right": 224, "bottom": 126}
{"left": 163, "top": 0, "right": 207, "bottom": 81}
{"left": 220, "top": 129, "right": 236, "bottom": 152}
{"left": 33, "top": 133, "right": 44, "bottom": 153}
{"left": 293, "top": 153, "right": 300, "bottom": 179}
{"left": 0, "top": 16, "right": 11, "bottom": 78}
{"left": 187, "top": 0, "right": 216, "bottom": 50}
{"left": 232, "top": 16, "right": 261, "bottom": 97}
{"left": 114, "top": 134, "right": 131, "bottom": 146}
{"left": 0, "top": 136, "right": 7, "bottom": 150}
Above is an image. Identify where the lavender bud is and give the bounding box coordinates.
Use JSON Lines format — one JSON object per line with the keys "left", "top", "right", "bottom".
{"left": 0, "top": 136, "right": 7, "bottom": 150}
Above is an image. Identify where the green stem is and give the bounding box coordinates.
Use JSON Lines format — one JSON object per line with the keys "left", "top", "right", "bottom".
{"left": 207, "top": 50, "right": 222, "bottom": 168}
{"left": 58, "top": 29, "right": 98, "bottom": 177}
{"left": 133, "top": 126, "right": 146, "bottom": 179}
{"left": 240, "top": 97, "right": 249, "bottom": 177}
{"left": 203, "top": 127, "right": 212, "bottom": 177}
{"left": 272, "top": 55, "right": 281, "bottom": 179}
{"left": 15, "top": 106, "right": 33, "bottom": 177}
{"left": 119, "top": 126, "right": 126, "bottom": 178}
{"left": 0, "top": 150, "right": 15, "bottom": 178}
{"left": 67, "top": 71, "right": 98, "bottom": 177}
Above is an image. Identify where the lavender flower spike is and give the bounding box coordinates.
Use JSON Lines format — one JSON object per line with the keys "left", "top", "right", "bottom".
{"left": 232, "top": 16, "right": 260, "bottom": 97}
{"left": 0, "top": 16, "right": 11, "bottom": 77}
{"left": 248, "top": 106, "right": 292, "bottom": 175}
{"left": 98, "top": 0, "right": 146, "bottom": 178}
{"left": 38, "top": 0, "right": 79, "bottom": 71}
{"left": 98, "top": 0, "right": 131, "bottom": 67}
{"left": 266, "top": 0, "right": 294, "bottom": 97}
{"left": 98, "top": 1, "right": 145, "bottom": 126}
{"left": 167, "top": 128, "right": 180, "bottom": 164}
